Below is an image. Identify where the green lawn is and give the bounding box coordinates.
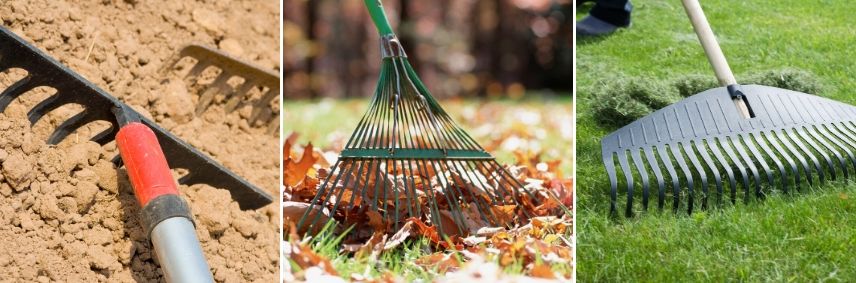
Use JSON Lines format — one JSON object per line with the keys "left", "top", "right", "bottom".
{"left": 576, "top": 0, "right": 856, "bottom": 281}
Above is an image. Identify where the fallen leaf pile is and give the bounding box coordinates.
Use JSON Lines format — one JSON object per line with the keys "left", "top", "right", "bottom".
{"left": 283, "top": 101, "right": 573, "bottom": 281}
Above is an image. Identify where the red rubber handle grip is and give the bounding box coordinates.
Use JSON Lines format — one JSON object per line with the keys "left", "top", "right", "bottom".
{"left": 116, "top": 122, "right": 179, "bottom": 207}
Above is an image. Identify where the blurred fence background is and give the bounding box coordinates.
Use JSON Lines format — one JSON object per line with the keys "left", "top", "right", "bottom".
{"left": 284, "top": 0, "right": 572, "bottom": 99}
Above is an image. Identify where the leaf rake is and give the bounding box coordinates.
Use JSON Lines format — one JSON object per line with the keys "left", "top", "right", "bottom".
{"left": 298, "top": 0, "right": 537, "bottom": 236}
{"left": 602, "top": 0, "right": 856, "bottom": 217}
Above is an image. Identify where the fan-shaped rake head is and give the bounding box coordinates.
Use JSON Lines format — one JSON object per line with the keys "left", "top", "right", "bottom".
{"left": 0, "top": 26, "right": 272, "bottom": 210}
{"left": 297, "top": 32, "right": 537, "bottom": 236}
{"left": 603, "top": 85, "right": 856, "bottom": 217}
{"left": 162, "top": 44, "right": 280, "bottom": 134}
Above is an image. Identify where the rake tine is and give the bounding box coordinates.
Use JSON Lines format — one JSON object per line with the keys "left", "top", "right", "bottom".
{"left": 47, "top": 111, "right": 100, "bottom": 145}
{"left": 668, "top": 143, "right": 695, "bottom": 213}
{"left": 784, "top": 128, "right": 825, "bottom": 183}
{"left": 717, "top": 137, "right": 751, "bottom": 202}
{"left": 806, "top": 125, "right": 848, "bottom": 177}
{"left": 693, "top": 140, "right": 720, "bottom": 209}
{"left": 389, "top": 160, "right": 401, "bottom": 231}
{"left": 629, "top": 149, "right": 650, "bottom": 211}
{"left": 0, "top": 75, "right": 36, "bottom": 111}
{"left": 415, "top": 159, "right": 445, "bottom": 235}
{"left": 27, "top": 93, "right": 65, "bottom": 125}
{"left": 757, "top": 131, "right": 793, "bottom": 192}
{"left": 655, "top": 144, "right": 681, "bottom": 212}
{"left": 90, "top": 125, "right": 117, "bottom": 145}
{"left": 770, "top": 130, "right": 805, "bottom": 189}
{"left": 642, "top": 147, "right": 667, "bottom": 210}
{"left": 615, "top": 150, "right": 635, "bottom": 217}
{"left": 795, "top": 127, "right": 837, "bottom": 180}
{"left": 195, "top": 72, "right": 232, "bottom": 116}
{"left": 705, "top": 139, "right": 736, "bottom": 205}
{"left": 728, "top": 136, "right": 762, "bottom": 200}
{"left": 309, "top": 161, "right": 354, "bottom": 231}
{"left": 453, "top": 161, "right": 498, "bottom": 227}
{"left": 829, "top": 122, "right": 856, "bottom": 167}
{"left": 496, "top": 161, "right": 537, "bottom": 219}
{"left": 298, "top": 159, "right": 342, "bottom": 231}
{"left": 816, "top": 124, "right": 855, "bottom": 174}
{"left": 755, "top": 132, "right": 786, "bottom": 187}
{"left": 604, "top": 152, "right": 619, "bottom": 215}
{"left": 223, "top": 79, "right": 256, "bottom": 112}
{"left": 184, "top": 61, "right": 210, "bottom": 79}
{"left": 740, "top": 134, "right": 775, "bottom": 195}
{"left": 431, "top": 161, "right": 467, "bottom": 236}
{"left": 681, "top": 142, "right": 707, "bottom": 212}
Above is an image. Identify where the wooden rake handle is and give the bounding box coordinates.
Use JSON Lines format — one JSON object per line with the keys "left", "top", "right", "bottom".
{"left": 681, "top": 0, "right": 736, "bottom": 86}
{"left": 682, "top": 0, "right": 753, "bottom": 118}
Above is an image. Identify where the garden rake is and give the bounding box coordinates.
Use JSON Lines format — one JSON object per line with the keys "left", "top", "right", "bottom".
{"left": 298, "top": 0, "right": 537, "bottom": 236}
{"left": 1, "top": 26, "right": 274, "bottom": 281}
{"left": 162, "top": 44, "right": 280, "bottom": 134}
{"left": 602, "top": 0, "right": 856, "bottom": 217}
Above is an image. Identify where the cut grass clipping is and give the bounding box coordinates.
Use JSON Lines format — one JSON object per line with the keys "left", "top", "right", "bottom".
{"left": 592, "top": 68, "right": 823, "bottom": 128}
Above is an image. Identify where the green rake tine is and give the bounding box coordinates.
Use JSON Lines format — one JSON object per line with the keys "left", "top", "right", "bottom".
{"left": 489, "top": 160, "right": 536, "bottom": 219}
{"left": 431, "top": 161, "right": 468, "bottom": 235}
{"left": 309, "top": 160, "right": 359, "bottom": 231}
{"left": 298, "top": 159, "right": 342, "bottom": 232}
{"left": 404, "top": 160, "right": 421, "bottom": 219}
{"left": 344, "top": 159, "right": 372, "bottom": 212}
{"left": 415, "top": 159, "right": 447, "bottom": 235}
{"left": 471, "top": 161, "right": 513, "bottom": 207}
{"left": 451, "top": 160, "right": 499, "bottom": 226}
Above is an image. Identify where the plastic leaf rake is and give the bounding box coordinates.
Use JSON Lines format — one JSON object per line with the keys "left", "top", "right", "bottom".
{"left": 602, "top": 0, "right": 856, "bottom": 217}
{"left": 298, "top": 0, "right": 534, "bottom": 236}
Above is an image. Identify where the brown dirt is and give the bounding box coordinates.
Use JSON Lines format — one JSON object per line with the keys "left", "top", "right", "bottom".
{"left": 0, "top": 0, "right": 279, "bottom": 282}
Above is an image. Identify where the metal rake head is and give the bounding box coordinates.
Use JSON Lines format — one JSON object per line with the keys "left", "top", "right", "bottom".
{"left": 298, "top": 35, "right": 536, "bottom": 236}
{"left": 603, "top": 84, "right": 856, "bottom": 217}
{"left": 162, "top": 44, "right": 280, "bottom": 134}
{"left": 0, "top": 26, "right": 272, "bottom": 210}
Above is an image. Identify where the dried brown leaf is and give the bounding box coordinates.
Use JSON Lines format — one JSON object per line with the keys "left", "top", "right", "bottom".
{"left": 284, "top": 143, "right": 319, "bottom": 186}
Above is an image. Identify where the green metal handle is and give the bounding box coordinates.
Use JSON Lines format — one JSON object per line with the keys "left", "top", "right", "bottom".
{"left": 364, "top": 0, "right": 395, "bottom": 36}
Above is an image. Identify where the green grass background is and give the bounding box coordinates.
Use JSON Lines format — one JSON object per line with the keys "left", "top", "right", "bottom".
{"left": 576, "top": 0, "right": 856, "bottom": 281}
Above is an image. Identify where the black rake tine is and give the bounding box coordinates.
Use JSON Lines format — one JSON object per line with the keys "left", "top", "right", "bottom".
{"left": 629, "top": 149, "right": 650, "bottom": 211}
{"left": 706, "top": 138, "right": 735, "bottom": 205}
{"left": 616, "top": 150, "right": 635, "bottom": 217}
{"left": 642, "top": 147, "right": 666, "bottom": 210}
{"left": 655, "top": 144, "right": 681, "bottom": 212}
{"left": 668, "top": 143, "right": 694, "bottom": 214}
{"left": 693, "top": 140, "right": 719, "bottom": 209}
